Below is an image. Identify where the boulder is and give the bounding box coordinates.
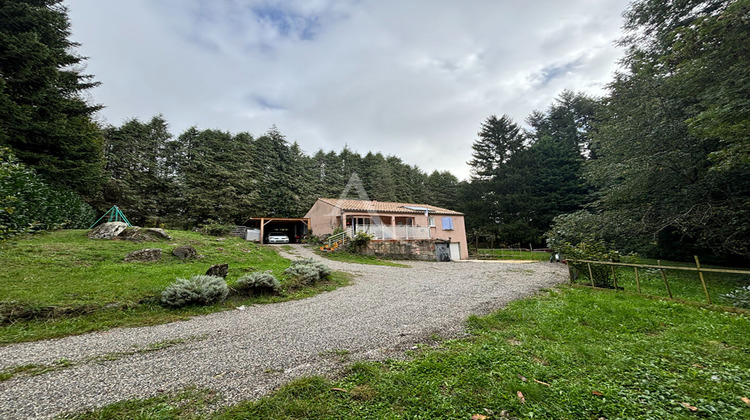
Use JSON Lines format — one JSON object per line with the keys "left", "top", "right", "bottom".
{"left": 119, "top": 227, "right": 173, "bottom": 242}
{"left": 88, "top": 222, "right": 129, "bottom": 239}
{"left": 145, "top": 228, "right": 172, "bottom": 240}
{"left": 172, "top": 244, "right": 198, "bottom": 260}
{"left": 124, "top": 248, "right": 162, "bottom": 262}
{"left": 206, "top": 263, "right": 229, "bottom": 278}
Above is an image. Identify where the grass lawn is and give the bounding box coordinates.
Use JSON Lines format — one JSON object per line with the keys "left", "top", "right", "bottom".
{"left": 0, "top": 230, "right": 350, "bottom": 344}
{"left": 67, "top": 286, "right": 750, "bottom": 419}
{"left": 315, "top": 249, "right": 410, "bottom": 268}
{"left": 568, "top": 258, "right": 750, "bottom": 307}
{"left": 475, "top": 249, "right": 551, "bottom": 261}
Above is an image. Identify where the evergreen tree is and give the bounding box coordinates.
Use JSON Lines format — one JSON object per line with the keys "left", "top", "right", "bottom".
{"left": 101, "top": 116, "right": 173, "bottom": 225}
{"left": 0, "top": 0, "right": 104, "bottom": 197}
{"left": 468, "top": 115, "right": 525, "bottom": 180}
{"left": 425, "top": 170, "right": 459, "bottom": 210}
{"left": 361, "top": 152, "right": 397, "bottom": 202}
{"left": 251, "top": 126, "right": 301, "bottom": 217}
{"left": 173, "top": 128, "right": 257, "bottom": 225}
{"left": 580, "top": 0, "right": 750, "bottom": 260}
{"left": 465, "top": 114, "right": 528, "bottom": 244}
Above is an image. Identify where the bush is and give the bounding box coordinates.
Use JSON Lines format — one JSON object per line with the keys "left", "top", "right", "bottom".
{"left": 556, "top": 240, "right": 626, "bottom": 288}
{"left": 722, "top": 285, "right": 750, "bottom": 309}
{"left": 200, "top": 222, "right": 234, "bottom": 236}
{"left": 234, "top": 271, "right": 281, "bottom": 295}
{"left": 0, "top": 147, "right": 96, "bottom": 239}
{"left": 160, "top": 275, "right": 229, "bottom": 307}
{"left": 285, "top": 264, "right": 321, "bottom": 286}
{"left": 347, "top": 231, "right": 373, "bottom": 251}
{"left": 284, "top": 258, "right": 332, "bottom": 285}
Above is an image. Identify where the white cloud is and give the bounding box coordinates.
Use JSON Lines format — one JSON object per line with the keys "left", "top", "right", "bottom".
{"left": 66, "top": 0, "right": 629, "bottom": 180}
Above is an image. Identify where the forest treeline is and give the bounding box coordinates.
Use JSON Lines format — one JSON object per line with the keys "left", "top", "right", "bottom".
{"left": 1, "top": 0, "right": 748, "bottom": 264}
{"left": 99, "top": 118, "right": 461, "bottom": 228}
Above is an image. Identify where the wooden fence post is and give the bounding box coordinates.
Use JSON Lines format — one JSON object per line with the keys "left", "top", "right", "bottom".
{"left": 634, "top": 267, "right": 642, "bottom": 295}
{"left": 611, "top": 265, "right": 618, "bottom": 289}
{"left": 567, "top": 263, "right": 574, "bottom": 285}
{"left": 658, "top": 260, "right": 673, "bottom": 298}
{"left": 694, "top": 255, "right": 712, "bottom": 304}
{"left": 587, "top": 262, "right": 595, "bottom": 287}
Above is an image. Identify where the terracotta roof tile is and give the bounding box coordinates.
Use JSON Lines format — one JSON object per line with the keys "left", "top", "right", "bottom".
{"left": 317, "top": 198, "right": 462, "bottom": 215}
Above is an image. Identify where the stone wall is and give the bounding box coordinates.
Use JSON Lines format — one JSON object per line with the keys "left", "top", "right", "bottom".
{"left": 361, "top": 240, "right": 439, "bottom": 261}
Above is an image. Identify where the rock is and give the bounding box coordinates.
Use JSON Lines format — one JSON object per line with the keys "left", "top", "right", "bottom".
{"left": 119, "top": 227, "right": 173, "bottom": 242}
{"left": 118, "top": 227, "right": 147, "bottom": 241}
{"left": 124, "top": 248, "right": 162, "bottom": 262}
{"left": 172, "top": 244, "right": 197, "bottom": 260}
{"left": 206, "top": 263, "right": 229, "bottom": 278}
{"left": 145, "top": 228, "right": 172, "bottom": 240}
{"left": 88, "top": 222, "right": 129, "bottom": 239}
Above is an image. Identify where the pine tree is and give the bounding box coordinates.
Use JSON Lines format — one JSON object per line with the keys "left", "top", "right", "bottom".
{"left": 0, "top": 0, "right": 104, "bottom": 197}
{"left": 101, "top": 116, "right": 173, "bottom": 225}
{"left": 468, "top": 115, "right": 525, "bottom": 180}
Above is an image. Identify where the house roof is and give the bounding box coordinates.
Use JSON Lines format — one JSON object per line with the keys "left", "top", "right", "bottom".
{"left": 317, "top": 198, "right": 463, "bottom": 215}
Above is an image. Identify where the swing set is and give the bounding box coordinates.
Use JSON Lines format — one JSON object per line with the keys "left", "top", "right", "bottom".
{"left": 89, "top": 205, "right": 132, "bottom": 229}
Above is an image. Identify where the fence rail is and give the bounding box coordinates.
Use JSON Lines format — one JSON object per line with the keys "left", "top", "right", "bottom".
{"left": 566, "top": 256, "right": 750, "bottom": 305}
{"left": 568, "top": 259, "right": 750, "bottom": 275}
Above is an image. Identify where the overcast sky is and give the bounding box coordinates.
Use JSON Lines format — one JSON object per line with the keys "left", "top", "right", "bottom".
{"left": 65, "top": 0, "right": 630, "bottom": 180}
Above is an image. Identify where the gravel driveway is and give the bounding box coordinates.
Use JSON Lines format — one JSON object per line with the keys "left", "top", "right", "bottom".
{"left": 0, "top": 245, "right": 566, "bottom": 419}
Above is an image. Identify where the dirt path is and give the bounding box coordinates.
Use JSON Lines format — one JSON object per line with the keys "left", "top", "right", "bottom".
{"left": 0, "top": 245, "right": 567, "bottom": 419}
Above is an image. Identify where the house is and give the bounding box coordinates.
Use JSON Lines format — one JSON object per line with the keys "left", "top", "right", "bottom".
{"left": 304, "top": 198, "right": 468, "bottom": 260}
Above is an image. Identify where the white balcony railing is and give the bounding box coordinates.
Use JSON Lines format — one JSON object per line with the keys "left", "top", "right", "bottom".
{"left": 353, "top": 225, "right": 430, "bottom": 240}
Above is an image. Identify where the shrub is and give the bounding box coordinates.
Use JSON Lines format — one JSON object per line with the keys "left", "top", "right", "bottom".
{"left": 0, "top": 147, "right": 96, "bottom": 239}
{"left": 200, "top": 222, "right": 234, "bottom": 236}
{"left": 234, "top": 271, "right": 281, "bottom": 295}
{"left": 305, "top": 234, "right": 323, "bottom": 245}
{"left": 556, "top": 240, "right": 627, "bottom": 288}
{"left": 284, "top": 258, "right": 332, "bottom": 285}
{"left": 160, "top": 275, "right": 229, "bottom": 307}
{"left": 347, "top": 231, "right": 373, "bottom": 252}
{"left": 722, "top": 285, "right": 750, "bottom": 309}
{"left": 285, "top": 264, "right": 321, "bottom": 286}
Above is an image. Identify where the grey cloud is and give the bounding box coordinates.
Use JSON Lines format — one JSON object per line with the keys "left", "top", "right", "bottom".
{"left": 65, "top": 0, "right": 630, "bottom": 180}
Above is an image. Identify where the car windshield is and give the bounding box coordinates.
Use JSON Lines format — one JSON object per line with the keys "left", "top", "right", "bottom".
{"left": 269, "top": 232, "right": 285, "bottom": 236}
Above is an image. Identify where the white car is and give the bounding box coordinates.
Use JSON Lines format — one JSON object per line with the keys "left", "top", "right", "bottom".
{"left": 267, "top": 232, "right": 290, "bottom": 244}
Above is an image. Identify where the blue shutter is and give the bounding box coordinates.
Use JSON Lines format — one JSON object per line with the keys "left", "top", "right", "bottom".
{"left": 441, "top": 217, "right": 454, "bottom": 230}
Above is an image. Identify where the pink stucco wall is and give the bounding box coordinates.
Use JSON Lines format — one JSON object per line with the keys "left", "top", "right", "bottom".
{"left": 304, "top": 199, "right": 342, "bottom": 236}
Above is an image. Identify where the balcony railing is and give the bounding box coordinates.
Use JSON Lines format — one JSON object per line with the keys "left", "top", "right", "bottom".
{"left": 352, "top": 225, "right": 430, "bottom": 240}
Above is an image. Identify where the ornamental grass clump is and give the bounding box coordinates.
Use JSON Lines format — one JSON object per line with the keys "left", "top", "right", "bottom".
{"left": 234, "top": 271, "right": 281, "bottom": 295}
{"left": 284, "top": 259, "right": 332, "bottom": 285}
{"left": 160, "top": 275, "right": 229, "bottom": 307}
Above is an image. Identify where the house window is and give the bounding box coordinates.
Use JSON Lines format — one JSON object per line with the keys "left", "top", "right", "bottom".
{"left": 428, "top": 217, "right": 435, "bottom": 227}
{"left": 441, "top": 217, "right": 454, "bottom": 230}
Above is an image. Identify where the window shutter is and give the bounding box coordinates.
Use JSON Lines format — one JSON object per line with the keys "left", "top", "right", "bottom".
{"left": 441, "top": 217, "right": 454, "bottom": 230}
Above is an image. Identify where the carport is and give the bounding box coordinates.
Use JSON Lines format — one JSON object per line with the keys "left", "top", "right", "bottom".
{"left": 243, "top": 218, "right": 310, "bottom": 244}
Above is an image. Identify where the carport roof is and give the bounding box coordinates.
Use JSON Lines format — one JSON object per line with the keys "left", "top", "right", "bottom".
{"left": 242, "top": 217, "right": 310, "bottom": 225}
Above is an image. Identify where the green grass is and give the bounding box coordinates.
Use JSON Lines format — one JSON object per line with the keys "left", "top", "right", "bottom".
{"left": 568, "top": 259, "right": 750, "bottom": 307}
{"left": 475, "top": 248, "right": 551, "bottom": 261}
{"left": 315, "top": 249, "right": 410, "bottom": 267}
{"left": 0, "top": 230, "right": 351, "bottom": 344}
{"left": 60, "top": 387, "right": 221, "bottom": 420}
{"left": 72, "top": 287, "right": 750, "bottom": 419}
